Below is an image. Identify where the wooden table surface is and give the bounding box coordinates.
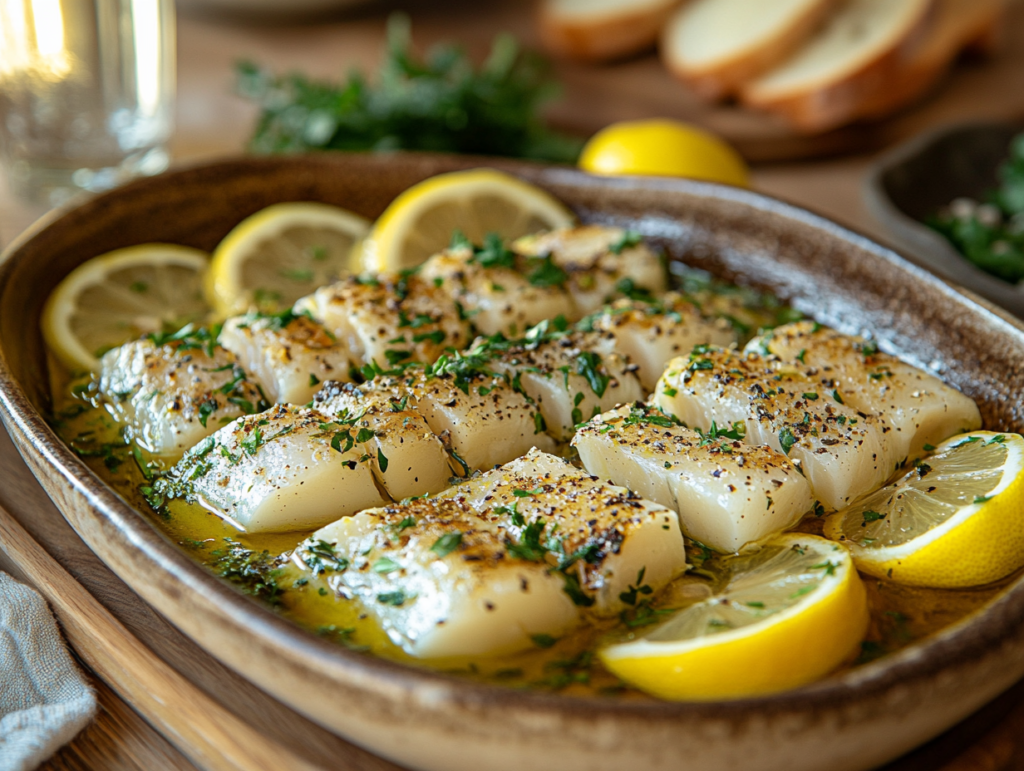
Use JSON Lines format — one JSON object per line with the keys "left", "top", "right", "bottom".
{"left": 2, "top": 1, "right": 1024, "bottom": 769}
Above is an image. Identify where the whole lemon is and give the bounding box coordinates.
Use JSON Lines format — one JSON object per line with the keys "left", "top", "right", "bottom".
{"left": 579, "top": 119, "right": 750, "bottom": 188}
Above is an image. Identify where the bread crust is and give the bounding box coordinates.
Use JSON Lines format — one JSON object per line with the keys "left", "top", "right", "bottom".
{"left": 739, "top": 0, "right": 936, "bottom": 133}
{"left": 539, "top": 0, "right": 683, "bottom": 63}
{"left": 661, "top": 0, "right": 838, "bottom": 101}
{"left": 860, "top": 0, "right": 1004, "bottom": 120}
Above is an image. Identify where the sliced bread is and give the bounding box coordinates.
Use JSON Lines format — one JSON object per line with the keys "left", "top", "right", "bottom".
{"left": 740, "top": 0, "right": 935, "bottom": 133}
{"left": 538, "top": 0, "right": 684, "bottom": 63}
{"left": 661, "top": 0, "right": 838, "bottom": 100}
{"left": 860, "top": 0, "right": 1005, "bottom": 120}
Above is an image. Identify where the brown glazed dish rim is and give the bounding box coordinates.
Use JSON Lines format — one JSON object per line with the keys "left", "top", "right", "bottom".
{"left": 2, "top": 151, "right": 1024, "bottom": 723}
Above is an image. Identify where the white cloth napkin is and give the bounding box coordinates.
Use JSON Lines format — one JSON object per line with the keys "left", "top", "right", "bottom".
{"left": 0, "top": 572, "right": 96, "bottom": 771}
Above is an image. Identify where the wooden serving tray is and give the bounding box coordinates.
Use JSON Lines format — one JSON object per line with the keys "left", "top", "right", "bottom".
{"left": 2, "top": 420, "right": 1024, "bottom": 771}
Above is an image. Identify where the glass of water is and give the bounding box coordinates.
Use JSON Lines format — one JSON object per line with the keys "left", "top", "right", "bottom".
{"left": 0, "top": 0, "right": 176, "bottom": 207}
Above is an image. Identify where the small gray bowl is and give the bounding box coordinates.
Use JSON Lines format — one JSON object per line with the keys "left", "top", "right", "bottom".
{"left": 864, "top": 122, "right": 1024, "bottom": 316}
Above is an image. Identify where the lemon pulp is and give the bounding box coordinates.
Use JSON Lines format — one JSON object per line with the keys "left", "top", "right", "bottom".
{"left": 361, "top": 168, "right": 576, "bottom": 273}
{"left": 205, "top": 201, "right": 370, "bottom": 317}
{"left": 42, "top": 244, "right": 210, "bottom": 373}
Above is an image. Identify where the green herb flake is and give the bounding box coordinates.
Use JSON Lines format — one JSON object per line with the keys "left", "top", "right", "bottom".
{"left": 430, "top": 532, "right": 463, "bottom": 558}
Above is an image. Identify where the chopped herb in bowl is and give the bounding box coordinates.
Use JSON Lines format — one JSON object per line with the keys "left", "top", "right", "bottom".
{"left": 928, "top": 133, "right": 1024, "bottom": 284}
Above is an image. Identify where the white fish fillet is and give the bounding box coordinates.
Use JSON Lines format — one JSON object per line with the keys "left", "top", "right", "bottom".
{"left": 317, "top": 366, "right": 556, "bottom": 472}
{"left": 312, "top": 380, "right": 452, "bottom": 501}
{"left": 748, "top": 322, "right": 982, "bottom": 460}
{"left": 219, "top": 311, "right": 353, "bottom": 405}
{"left": 654, "top": 346, "right": 899, "bottom": 511}
{"left": 296, "top": 449, "right": 686, "bottom": 657}
{"left": 295, "top": 274, "right": 469, "bottom": 369}
{"left": 485, "top": 331, "right": 644, "bottom": 442}
{"left": 584, "top": 294, "right": 737, "bottom": 391}
{"left": 512, "top": 225, "right": 667, "bottom": 317}
{"left": 573, "top": 404, "right": 813, "bottom": 552}
{"left": 161, "top": 404, "right": 387, "bottom": 533}
{"left": 432, "top": 450, "right": 688, "bottom": 616}
{"left": 419, "top": 245, "right": 571, "bottom": 337}
{"left": 98, "top": 337, "right": 267, "bottom": 459}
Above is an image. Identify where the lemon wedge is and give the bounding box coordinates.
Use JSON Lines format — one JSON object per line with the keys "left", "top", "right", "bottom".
{"left": 824, "top": 431, "right": 1024, "bottom": 588}
{"left": 42, "top": 244, "right": 210, "bottom": 373}
{"left": 205, "top": 202, "right": 370, "bottom": 317}
{"left": 361, "top": 169, "right": 576, "bottom": 273}
{"left": 600, "top": 533, "right": 867, "bottom": 700}
{"left": 578, "top": 119, "right": 750, "bottom": 187}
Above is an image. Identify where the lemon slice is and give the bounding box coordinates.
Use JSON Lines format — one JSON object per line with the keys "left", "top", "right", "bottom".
{"left": 600, "top": 533, "right": 867, "bottom": 700}
{"left": 42, "top": 244, "right": 210, "bottom": 373}
{"left": 361, "top": 168, "right": 576, "bottom": 273}
{"left": 824, "top": 431, "right": 1024, "bottom": 588}
{"left": 205, "top": 202, "right": 371, "bottom": 317}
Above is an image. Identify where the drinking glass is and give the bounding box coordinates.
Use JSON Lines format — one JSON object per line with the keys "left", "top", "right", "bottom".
{"left": 0, "top": 0, "right": 176, "bottom": 207}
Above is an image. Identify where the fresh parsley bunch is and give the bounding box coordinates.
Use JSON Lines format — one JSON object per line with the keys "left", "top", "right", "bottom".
{"left": 929, "top": 132, "right": 1024, "bottom": 284}
{"left": 236, "top": 14, "right": 582, "bottom": 164}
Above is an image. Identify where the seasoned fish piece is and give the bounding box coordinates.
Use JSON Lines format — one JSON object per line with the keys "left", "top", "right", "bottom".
{"left": 573, "top": 404, "right": 813, "bottom": 553}
{"left": 318, "top": 365, "right": 555, "bottom": 472}
{"left": 219, "top": 311, "right": 353, "bottom": 405}
{"left": 311, "top": 380, "right": 451, "bottom": 501}
{"left": 97, "top": 335, "right": 267, "bottom": 458}
{"left": 748, "top": 322, "right": 982, "bottom": 460}
{"left": 433, "top": 449, "right": 688, "bottom": 616}
{"left": 584, "top": 294, "right": 737, "bottom": 391}
{"left": 295, "top": 273, "right": 469, "bottom": 369}
{"left": 158, "top": 404, "right": 387, "bottom": 533}
{"left": 485, "top": 331, "right": 644, "bottom": 442}
{"left": 295, "top": 449, "right": 686, "bottom": 657}
{"left": 512, "top": 225, "right": 667, "bottom": 316}
{"left": 419, "top": 243, "right": 571, "bottom": 337}
{"left": 297, "top": 497, "right": 579, "bottom": 658}
{"left": 654, "top": 346, "right": 898, "bottom": 511}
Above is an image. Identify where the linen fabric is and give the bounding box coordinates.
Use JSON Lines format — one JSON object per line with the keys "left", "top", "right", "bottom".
{"left": 0, "top": 572, "right": 95, "bottom": 771}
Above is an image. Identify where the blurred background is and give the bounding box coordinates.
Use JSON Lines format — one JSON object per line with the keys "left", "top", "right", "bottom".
{"left": 1, "top": 0, "right": 1021, "bottom": 247}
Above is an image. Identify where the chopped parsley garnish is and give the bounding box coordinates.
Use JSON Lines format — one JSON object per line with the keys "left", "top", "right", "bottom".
{"left": 530, "top": 633, "right": 558, "bottom": 648}
{"left": 505, "top": 519, "right": 547, "bottom": 562}
{"left": 575, "top": 351, "right": 609, "bottom": 397}
{"left": 302, "top": 539, "right": 349, "bottom": 575}
{"left": 211, "top": 539, "right": 283, "bottom": 604}
{"left": 609, "top": 229, "right": 642, "bottom": 255}
{"left": 376, "top": 590, "right": 408, "bottom": 607}
{"left": 372, "top": 556, "right": 401, "bottom": 574}
{"left": 525, "top": 254, "right": 569, "bottom": 288}
{"left": 240, "top": 426, "right": 264, "bottom": 456}
{"left": 412, "top": 329, "right": 446, "bottom": 345}
{"left": 430, "top": 532, "right": 463, "bottom": 558}
{"left": 862, "top": 510, "right": 886, "bottom": 524}
{"left": 778, "top": 427, "right": 797, "bottom": 455}
{"left": 618, "top": 567, "right": 653, "bottom": 606}
{"left": 513, "top": 487, "right": 544, "bottom": 498}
